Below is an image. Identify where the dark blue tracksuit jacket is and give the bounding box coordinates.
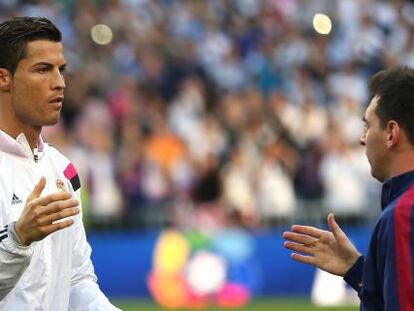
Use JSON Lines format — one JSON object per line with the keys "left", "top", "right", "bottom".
{"left": 344, "top": 170, "right": 414, "bottom": 311}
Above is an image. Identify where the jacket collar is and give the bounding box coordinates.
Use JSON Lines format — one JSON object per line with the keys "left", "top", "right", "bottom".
{"left": 0, "top": 129, "right": 45, "bottom": 160}
{"left": 381, "top": 170, "right": 414, "bottom": 210}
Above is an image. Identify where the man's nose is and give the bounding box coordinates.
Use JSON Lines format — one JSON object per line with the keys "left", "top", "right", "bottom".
{"left": 52, "top": 70, "right": 65, "bottom": 90}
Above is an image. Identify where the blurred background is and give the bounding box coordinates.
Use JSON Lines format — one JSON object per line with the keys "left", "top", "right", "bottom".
{"left": 2, "top": 0, "right": 413, "bottom": 309}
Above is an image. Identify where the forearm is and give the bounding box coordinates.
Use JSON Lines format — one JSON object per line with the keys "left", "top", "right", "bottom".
{"left": 70, "top": 239, "right": 120, "bottom": 310}
{"left": 70, "top": 202, "right": 119, "bottom": 310}
{"left": 69, "top": 279, "right": 121, "bottom": 311}
{"left": 0, "top": 223, "right": 33, "bottom": 300}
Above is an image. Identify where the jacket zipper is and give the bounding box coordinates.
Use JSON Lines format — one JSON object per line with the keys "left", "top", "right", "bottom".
{"left": 34, "top": 145, "right": 39, "bottom": 163}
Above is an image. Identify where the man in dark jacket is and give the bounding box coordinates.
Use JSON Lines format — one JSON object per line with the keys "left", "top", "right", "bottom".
{"left": 283, "top": 67, "right": 414, "bottom": 310}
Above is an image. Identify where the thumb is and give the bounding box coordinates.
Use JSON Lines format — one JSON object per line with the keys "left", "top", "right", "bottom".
{"left": 327, "top": 213, "right": 346, "bottom": 239}
{"left": 27, "top": 177, "right": 46, "bottom": 201}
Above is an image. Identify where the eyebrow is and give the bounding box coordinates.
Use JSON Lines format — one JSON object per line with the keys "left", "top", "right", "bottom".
{"left": 32, "top": 62, "right": 52, "bottom": 67}
{"left": 32, "top": 62, "right": 67, "bottom": 69}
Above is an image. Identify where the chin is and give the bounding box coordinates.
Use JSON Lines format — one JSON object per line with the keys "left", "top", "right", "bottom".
{"left": 371, "top": 169, "right": 386, "bottom": 183}
{"left": 45, "top": 113, "right": 61, "bottom": 125}
{"left": 42, "top": 118, "right": 60, "bottom": 127}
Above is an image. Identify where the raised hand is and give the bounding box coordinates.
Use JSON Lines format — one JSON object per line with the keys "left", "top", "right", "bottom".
{"left": 282, "top": 213, "right": 361, "bottom": 276}
{"left": 15, "top": 177, "right": 80, "bottom": 246}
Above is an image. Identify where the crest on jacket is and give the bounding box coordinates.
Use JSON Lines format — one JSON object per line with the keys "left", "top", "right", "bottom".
{"left": 56, "top": 179, "right": 65, "bottom": 192}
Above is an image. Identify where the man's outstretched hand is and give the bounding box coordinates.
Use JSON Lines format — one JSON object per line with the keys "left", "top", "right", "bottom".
{"left": 283, "top": 213, "right": 361, "bottom": 276}
{"left": 15, "top": 177, "right": 80, "bottom": 246}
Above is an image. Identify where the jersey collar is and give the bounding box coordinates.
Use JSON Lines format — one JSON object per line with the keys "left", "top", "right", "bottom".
{"left": 381, "top": 170, "right": 414, "bottom": 210}
{"left": 0, "top": 129, "right": 45, "bottom": 160}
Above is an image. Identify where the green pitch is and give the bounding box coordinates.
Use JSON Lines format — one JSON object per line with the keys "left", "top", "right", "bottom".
{"left": 112, "top": 299, "right": 359, "bottom": 311}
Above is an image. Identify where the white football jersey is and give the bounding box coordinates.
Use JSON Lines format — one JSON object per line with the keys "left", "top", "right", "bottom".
{"left": 0, "top": 130, "right": 120, "bottom": 311}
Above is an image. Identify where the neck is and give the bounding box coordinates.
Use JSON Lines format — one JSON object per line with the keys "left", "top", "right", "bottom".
{"left": 0, "top": 99, "right": 41, "bottom": 150}
{"left": 386, "top": 149, "right": 414, "bottom": 181}
{"left": 0, "top": 124, "right": 41, "bottom": 150}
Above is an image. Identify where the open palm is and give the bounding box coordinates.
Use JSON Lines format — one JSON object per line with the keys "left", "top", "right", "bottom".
{"left": 283, "top": 213, "right": 361, "bottom": 276}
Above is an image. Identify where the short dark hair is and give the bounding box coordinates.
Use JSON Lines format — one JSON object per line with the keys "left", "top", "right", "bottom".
{"left": 369, "top": 67, "right": 414, "bottom": 146}
{"left": 0, "top": 17, "right": 61, "bottom": 75}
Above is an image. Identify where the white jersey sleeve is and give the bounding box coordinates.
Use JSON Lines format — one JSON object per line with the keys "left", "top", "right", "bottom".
{"left": 0, "top": 223, "right": 33, "bottom": 300}
{"left": 51, "top": 153, "right": 121, "bottom": 311}
{"left": 68, "top": 200, "right": 121, "bottom": 310}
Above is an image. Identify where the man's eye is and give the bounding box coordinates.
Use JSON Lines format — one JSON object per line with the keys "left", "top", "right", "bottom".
{"left": 37, "top": 67, "right": 48, "bottom": 73}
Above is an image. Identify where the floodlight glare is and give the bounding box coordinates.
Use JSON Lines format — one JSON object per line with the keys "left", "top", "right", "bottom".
{"left": 91, "top": 24, "right": 113, "bottom": 45}
{"left": 313, "top": 13, "right": 332, "bottom": 35}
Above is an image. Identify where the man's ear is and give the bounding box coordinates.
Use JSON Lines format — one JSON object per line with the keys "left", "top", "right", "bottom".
{"left": 386, "top": 120, "right": 400, "bottom": 149}
{"left": 0, "top": 68, "right": 12, "bottom": 91}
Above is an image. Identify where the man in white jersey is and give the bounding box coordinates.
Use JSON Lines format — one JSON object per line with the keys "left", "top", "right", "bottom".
{"left": 0, "top": 16, "right": 121, "bottom": 310}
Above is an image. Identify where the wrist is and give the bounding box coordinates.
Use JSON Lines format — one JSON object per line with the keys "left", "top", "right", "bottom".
{"left": 349, "top": 251, "right": 362, "bottom": 266}
{"left": 14, "top": 222, "right": 31, "bottom": 246}
{"left": 343, "top": 255, "right": 364, "bottom": 291}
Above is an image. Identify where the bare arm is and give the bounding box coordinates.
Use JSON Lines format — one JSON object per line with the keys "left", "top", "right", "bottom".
{"left": 283, "top": 213, "right": 361, "bottom": 276}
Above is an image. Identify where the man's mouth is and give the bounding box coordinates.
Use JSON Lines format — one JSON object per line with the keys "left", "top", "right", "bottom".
{"left": 49, "top": 96, "right": 64, "bottom": 104}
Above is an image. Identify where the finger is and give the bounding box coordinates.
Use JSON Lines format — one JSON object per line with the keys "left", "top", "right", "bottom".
{"left": 283, "top": 232, "right": 317, "bottom": 246}
{"left": 42, "top": 198, "right": 79, "bottom": 215}
{"left": 36, "top": 192, "right": 73, "bottom": 207}
{"left": 291, "top": 253, "right": 317, "bottom": 266}
{"left": 291, "top": 225, "right": 324, "bottom": 239}
{"left": 27, "top": 177, "right": 47, "bottom": 202}
{"left": 284, "top": 241, "right": 315, "bottom": 256}
{"left": 39, "top": 207, "right": 80, "bottom": 225}
{"left": 41, "top": 218, "right": 75, "bottom": 236}
{"left": 327, "top": 213, "right": 346, "bottom": 240}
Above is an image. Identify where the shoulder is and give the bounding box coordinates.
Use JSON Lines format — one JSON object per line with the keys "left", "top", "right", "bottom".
{"left": 44, "top": 144, "right": 81, "bottom": 191}
{"left": 43, "top": 144, "right": 71, "bottom": 167}
{"left": 383, "top": 186, "right": 414, "bottom": 221}
{"left": 375, "top": 190, "right": 414, "bottom": 240}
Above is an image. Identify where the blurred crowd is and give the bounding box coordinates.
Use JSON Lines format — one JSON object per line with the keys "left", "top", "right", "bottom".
{"left": 2, "top": 0, "right": 414, "bottom": 230}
